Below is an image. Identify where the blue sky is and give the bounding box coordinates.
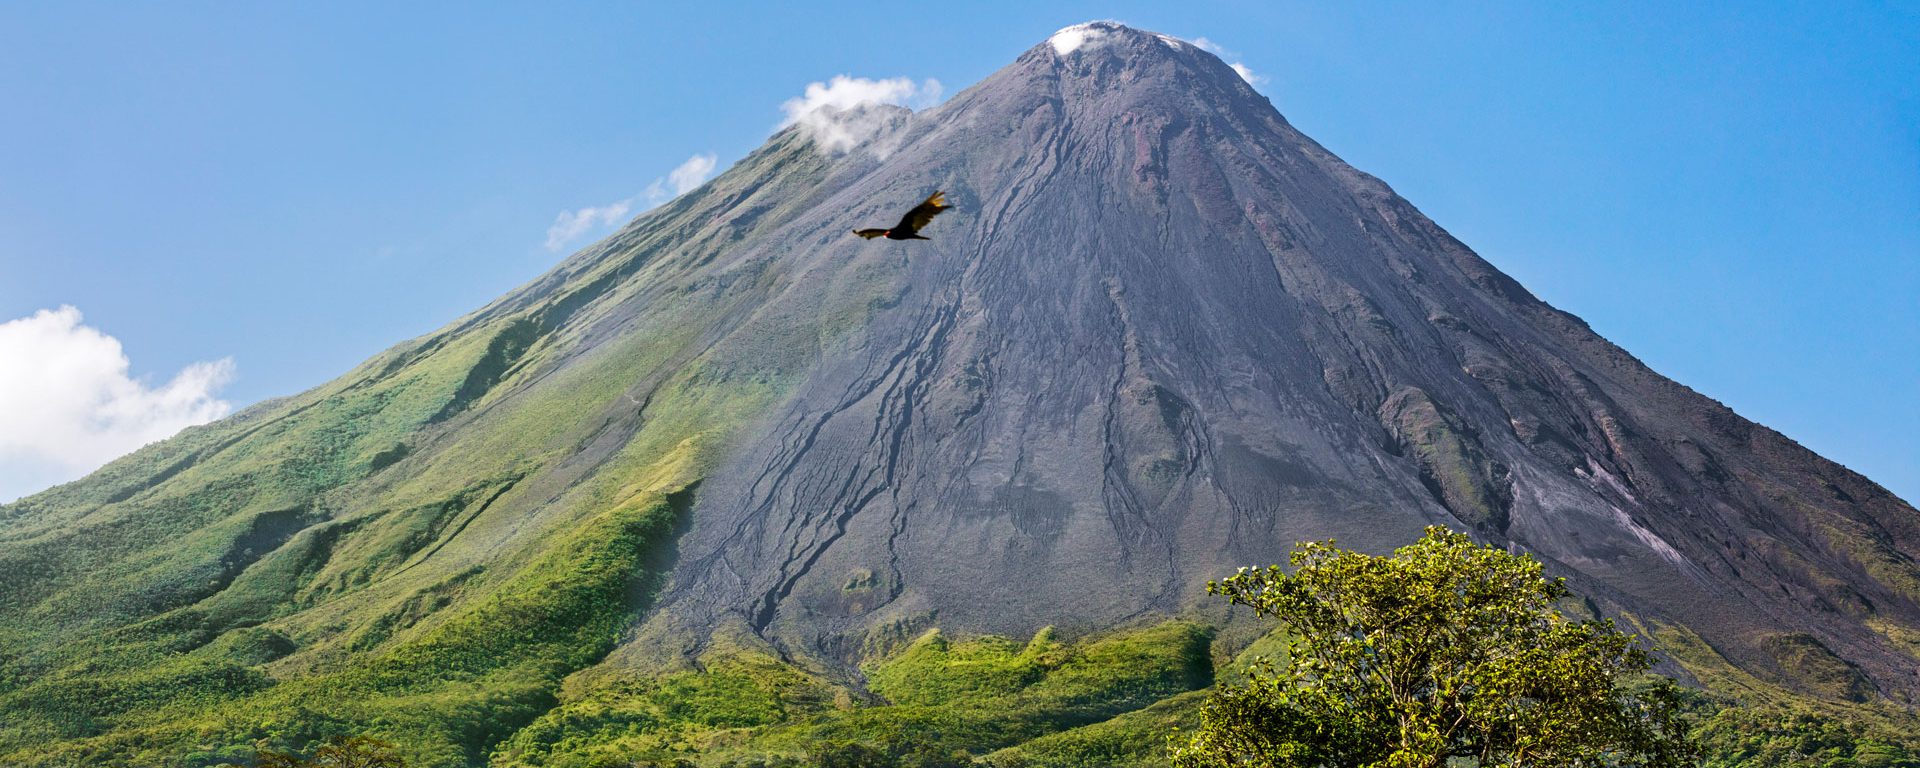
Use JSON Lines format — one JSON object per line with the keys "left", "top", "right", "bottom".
{"left": 0, "top": 1, "right": 1914, "bottom": 503}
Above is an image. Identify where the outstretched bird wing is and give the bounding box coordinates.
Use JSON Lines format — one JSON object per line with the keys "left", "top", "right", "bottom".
{"left": 853, "top": 229, "right": 891, "bottom": 239}
{"left": 891, "top": 191, "right": 950, "bottom": 235}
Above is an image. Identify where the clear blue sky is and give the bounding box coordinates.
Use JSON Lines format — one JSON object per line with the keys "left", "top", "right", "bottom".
{"left": 1, "top": 2, "right": 1914, "bottom": 502}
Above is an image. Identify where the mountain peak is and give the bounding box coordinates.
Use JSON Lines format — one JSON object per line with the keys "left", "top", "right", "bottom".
{"left": 1009, "top": 21, "right": 1264, "bottom": 108}
{"left": 1044, "top": 21, "right": 1181, "bottom": 55}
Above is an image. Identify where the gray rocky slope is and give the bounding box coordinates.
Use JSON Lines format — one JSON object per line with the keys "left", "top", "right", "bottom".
{"left": 601, "top": 24, "right": 1920, "bottom": 700}
{"left": 8, "top": 23, "right": 1915, "bottom": 709}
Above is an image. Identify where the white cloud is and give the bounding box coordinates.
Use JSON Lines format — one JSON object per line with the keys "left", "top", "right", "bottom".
{"left": 779, "top": 75, "right": 943, "bottom": 155}
{"left": 1049, "top": 22, "right": 1115, "bottom": 55}
{"left": 666, "top": 153, "right": 717, "bottom": 197}
{"left": 0, "top": 306, "right": 233, "bottom": 503}
{"left": 544, "top": 199, "right": 633, "bottom": 251}
{"left": 1190, "top": 37, "right": 1268, "bottom": 87}
{"left": 544, "top": 152, "right": 720, "bottom": 251}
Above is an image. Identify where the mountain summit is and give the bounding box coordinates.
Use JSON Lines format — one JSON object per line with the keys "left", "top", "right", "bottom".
{"left": 2, "top": 22, "right": 1915, "bottom": 766}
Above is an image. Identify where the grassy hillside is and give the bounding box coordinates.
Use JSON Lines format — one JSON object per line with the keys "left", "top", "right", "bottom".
{"left": 0, "top": 133, "right": 846, "bottom": 767}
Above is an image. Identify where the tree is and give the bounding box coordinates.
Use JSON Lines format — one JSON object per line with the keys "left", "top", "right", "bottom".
{"left": 804, "top": 738, "right": 975, "bottom": 768}
{"left": 254, "top": 735, "right": 406, "bottom": 768}
{"left": 808, "top": 740, "right": 897, "bottom": 768}
{"left": 1172, "top": 526, "right": 1695, "bottom": 768}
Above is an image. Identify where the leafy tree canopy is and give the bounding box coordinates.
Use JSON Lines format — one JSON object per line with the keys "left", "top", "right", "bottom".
{"left": 255, "top": 735, "right": 407, "bottom": 768}
{"left": 1172, "top": 526, "right": 1696, "bottom": 768}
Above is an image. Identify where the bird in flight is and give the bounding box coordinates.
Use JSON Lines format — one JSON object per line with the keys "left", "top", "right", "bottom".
{"left": 854, "top": 191, "right": 950, "bottom": 240}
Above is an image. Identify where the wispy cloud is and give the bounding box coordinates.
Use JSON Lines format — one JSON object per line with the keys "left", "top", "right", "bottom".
{"left": 779, "top": 75, "right": 943, "bottom": 155}
{"left": 0, "top": 306, "right": 233, "bottom": 503}
{"left": 544, "top": 199, "right": 634, "bottom": 251}
{"left": 666, "top": 153, "right": 717, "bottom": 196}
{"left": 1190, "top": 37, "right": 1268, "bottom": 88}
{"left": 642, "top": 152, "right": 719, "bottom": 207}
{"left": 544, "top": 152, "right": 720, "bottom": 252}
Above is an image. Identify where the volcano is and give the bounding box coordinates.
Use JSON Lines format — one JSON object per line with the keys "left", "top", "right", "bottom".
{"left": 2, "top": 21, "right": 1915, "bottom": 767}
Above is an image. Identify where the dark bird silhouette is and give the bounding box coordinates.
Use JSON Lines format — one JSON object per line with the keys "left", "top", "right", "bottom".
{"left": 854, "top": 191, "right": 950, "bottom": 240}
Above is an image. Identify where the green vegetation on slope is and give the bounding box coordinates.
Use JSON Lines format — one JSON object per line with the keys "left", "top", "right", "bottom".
{"left": 0, "top": 131, "right": 855, "bottom": 768}
{"left": 1, "top": 487, "right": 692, "bottom": 768}
{"left": 1690, "top": 700, "right": 1920, "bottom": 768}
{"left": 493, "top": 621, "right": 1215, "bottom": 768}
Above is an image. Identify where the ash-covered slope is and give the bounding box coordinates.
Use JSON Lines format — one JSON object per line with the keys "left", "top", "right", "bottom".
{"left": 624, "top": 23, "right": 1920, "bottom": 700}
{"left": 2, "top": 22, "right": 1916, "bottom": 764}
